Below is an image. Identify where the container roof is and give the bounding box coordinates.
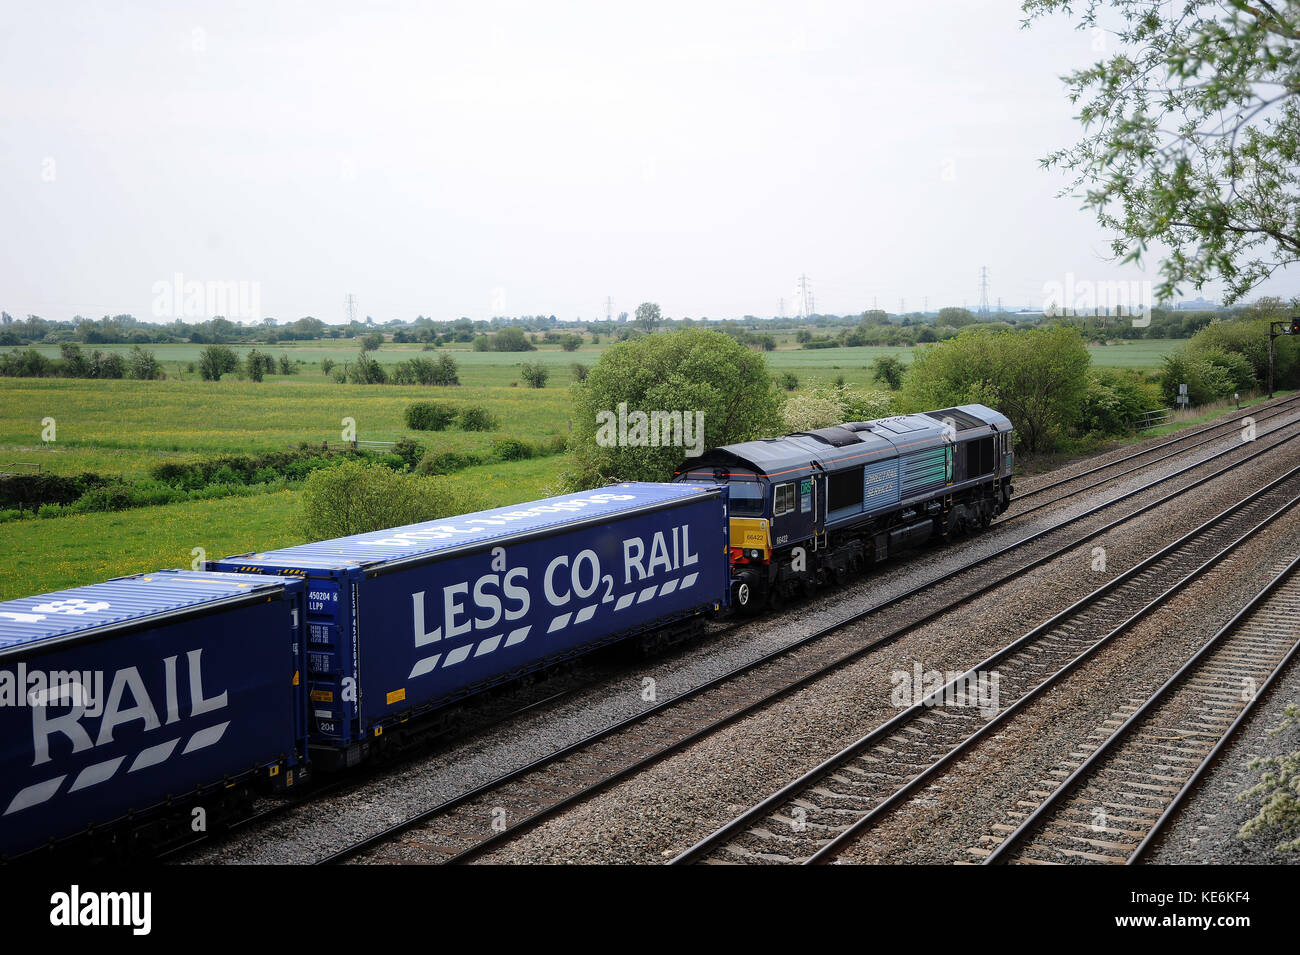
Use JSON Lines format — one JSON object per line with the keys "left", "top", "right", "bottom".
{"left": 0, "top": 570, "right": 297, "bottom": 655}
{"left": 217, "top": 482, "right": 716, "bottom": 573}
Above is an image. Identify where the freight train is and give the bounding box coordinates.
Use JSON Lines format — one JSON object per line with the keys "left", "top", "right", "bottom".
{"left": 0, "top": 404, "right": 1012, "bottom": 859}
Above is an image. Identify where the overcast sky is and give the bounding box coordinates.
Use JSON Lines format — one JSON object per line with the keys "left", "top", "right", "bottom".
{"left": 2, "top": 0, "right": 1294, "bottom": 324}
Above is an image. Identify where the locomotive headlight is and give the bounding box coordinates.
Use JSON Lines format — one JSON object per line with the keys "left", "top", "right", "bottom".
{"left": 749, "top": 549, "right": 760, "bottom": 559}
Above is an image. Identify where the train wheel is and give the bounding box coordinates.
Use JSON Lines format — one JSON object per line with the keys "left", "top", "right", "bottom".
{"left": 733, "top": 580, "right": 755, "bottom": 614}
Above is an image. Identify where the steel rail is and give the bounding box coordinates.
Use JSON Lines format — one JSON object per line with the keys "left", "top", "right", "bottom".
{"left": 982, "top": 551, "right": 1300, "bottom": 864}
{"left": 673, "top": 465, "right": 1300, "bottom": 865}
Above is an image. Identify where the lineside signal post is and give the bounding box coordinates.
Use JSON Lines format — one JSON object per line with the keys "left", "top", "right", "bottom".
{"left": 1267, "top": 318, "right": 1300, "bottom": 398}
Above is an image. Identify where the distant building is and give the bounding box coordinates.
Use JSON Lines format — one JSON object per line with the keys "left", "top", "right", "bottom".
{"left": 1174, "top": 296, "right": 1220, "bottom": 311}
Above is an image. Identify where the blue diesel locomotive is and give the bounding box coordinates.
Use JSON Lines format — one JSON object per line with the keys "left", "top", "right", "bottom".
{"left": 675, "top": 404, "right": 1014, "bottom": 611}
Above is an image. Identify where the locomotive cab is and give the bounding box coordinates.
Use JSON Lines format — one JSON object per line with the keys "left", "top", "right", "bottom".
{"left": 674, "top": 465, "right": 773, "bottom": 563}
{"left": 675, "top": 446, "right": 823, "bottom": 612}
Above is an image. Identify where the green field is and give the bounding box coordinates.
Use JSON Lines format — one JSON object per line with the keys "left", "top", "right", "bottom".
{"left": 0, "top": 377, "right": 573, "bottom": 477}
{"left": 1, "top": 337, "right": 1179, "bottom": 387}
{"left": 0, "top": 336, "right": 1187, "bottom": 598}
{"left": 0, "top": 455, "right": 568, "bottom": 600}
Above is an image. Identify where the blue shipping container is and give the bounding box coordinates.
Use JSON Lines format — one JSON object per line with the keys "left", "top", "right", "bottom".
{"left": 210, "top": 483, "right": 730, "bottom": 763}
{"left": 0, "top": 570, "right": 307, "bottom": 858}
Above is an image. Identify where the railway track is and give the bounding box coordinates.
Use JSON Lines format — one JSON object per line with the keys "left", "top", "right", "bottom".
{"left": 1009, "top": 392, "right": 1300, "bottom": 508}
{"left": 670, "top": 463, "right": 1300, "bottom": 864}
{"left": 1006, "top": 393, "right": 1300, "bottom": 522}
{"left": 979, "top": 551, "right": 1300, "bottom": 865}
{"left": 319, "top": 414, "right": 1300, "bottom": 864}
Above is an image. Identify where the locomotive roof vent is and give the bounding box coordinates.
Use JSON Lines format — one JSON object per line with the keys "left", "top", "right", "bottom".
{"left": 926, "top": 408, "right": 986, "bottom": 431}
{"left": 794, "top": 426, "right": 862, "bottom": 448}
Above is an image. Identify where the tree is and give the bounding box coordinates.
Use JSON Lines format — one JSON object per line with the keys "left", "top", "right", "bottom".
{"left": 92, "top": 350, "right": 126, "bottom": 379}
{"left": 872, "top": 355, "right": 906, "bottom": 390}
{"left": 127, "top": 345, "right": 162, "bottom": 380}
{"left": 520, "top": 362, "right": 550, "bottom": 388}
{"left": 492, "top": 327, "right": 535, "bottom": 352}
{"left": 198, "top": 344, "right": 239, "bottom": 381}
{"left": 1025, "top": 0, "right": 1300, "bottom": 303}
{"left": 347, "top": 350, "right": 388, "bottom": 384}
{"left": 244, "top": 348, "right": 266, "bottom": 382}
{"left": 1184, "top": 310, "right": 1299, "bottom": 388}
{"left": 361, "top": 332, "right": 383, "bottom": 351}
{"left": 634, "top": 302, "right": 661, "bottom": 333}
{"left": 59, "top": 343, "right": 90, "bottom": 378}
{"left": 937, "top": 307, "right": 976, "bottom": 328}
{"left": 781, "top": 381, "right": 895, "bottom": 433}
{"left": 568, "top": 328, "right": 783, "bottom": 486}
{"left": 902, "top": 325, "right": 1091, "bottom": 453}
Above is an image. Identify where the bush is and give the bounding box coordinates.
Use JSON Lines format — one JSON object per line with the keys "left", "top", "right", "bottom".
{"left": 1078, "top": 368, "right": 1161, "bottom": 435}
{"left": 127, "top": 345, "right": 163, "bottom": 380}
{"left": 1186, "top": 317, "right": 1298, "bottom": 389}
{"left": 1236, "top": 704, "right": 1300, "bottom": 853}
{"left": 71, "top": 481, "right": 135, "bottom": 512}
{"left": 779, "top": 372, "right": 799, "bottom": 391}
{"left": 321, "top": 357, "right": 336, "bottom": 376}
{"left": 492, "top": 327, "right": 535, "bottom": 351}
{"left": 459, "top": 405, "right": 497, "bottom": 431}
{"left": 415, "top": 450, "right": 484, "bottom": 475}
{"left": 492, "top": 438, "right": 532, "bottom": 461}
{"left": 1159, "top": 352, "right": 1239, "bottom": 406}
{"left": 344, "top": 350, "right": 386, "bottom": 384}
{"left": 0, "top": 472, "right": 111, "bottom": 510}
{"left": 872, "top": 356, "right": 906, "bottom": 390}
{"left": 299, "top": 460, "right": 481, "bottom": 539}
{"left": 92, "top": 351, "right": 126, "bottom": 379}
{"left": 391, "top": 436, "right": 425, "bottom": 470}
{"left": 1199, "top": 347, "right": 1256, "bottom": 393}
{"left": 245, "top": 348, "right": 267, "bottom": 382}
{"left": 392, "top": 354, "right": 459, "bottom": 386}
{"left": 571, "top": 362, "right": 590, "bottom": 382}
{"left": 0, "top": 349, "right": 55, "bottom": 378}
{"left": 781, "top": 381, "right": 894, "bottom": 432}
{"left": 781, "top": 393, "right": 847, "bottom": 432}
{"left": 210, "top": 464, "right": 246, "bottom": 486}
{"left": 405, "top": 401, "right": 459, "bottom": 431}
{"left": 520, "top": 362, "right": 550, "bottom": 388}
{"left": 199, "top": 344, "right": 239, "bottom": 381}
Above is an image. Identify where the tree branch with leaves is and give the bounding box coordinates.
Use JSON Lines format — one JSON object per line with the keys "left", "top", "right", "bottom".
{"left": 1024, "top": 0, "right": 1300, "bottom": 303}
